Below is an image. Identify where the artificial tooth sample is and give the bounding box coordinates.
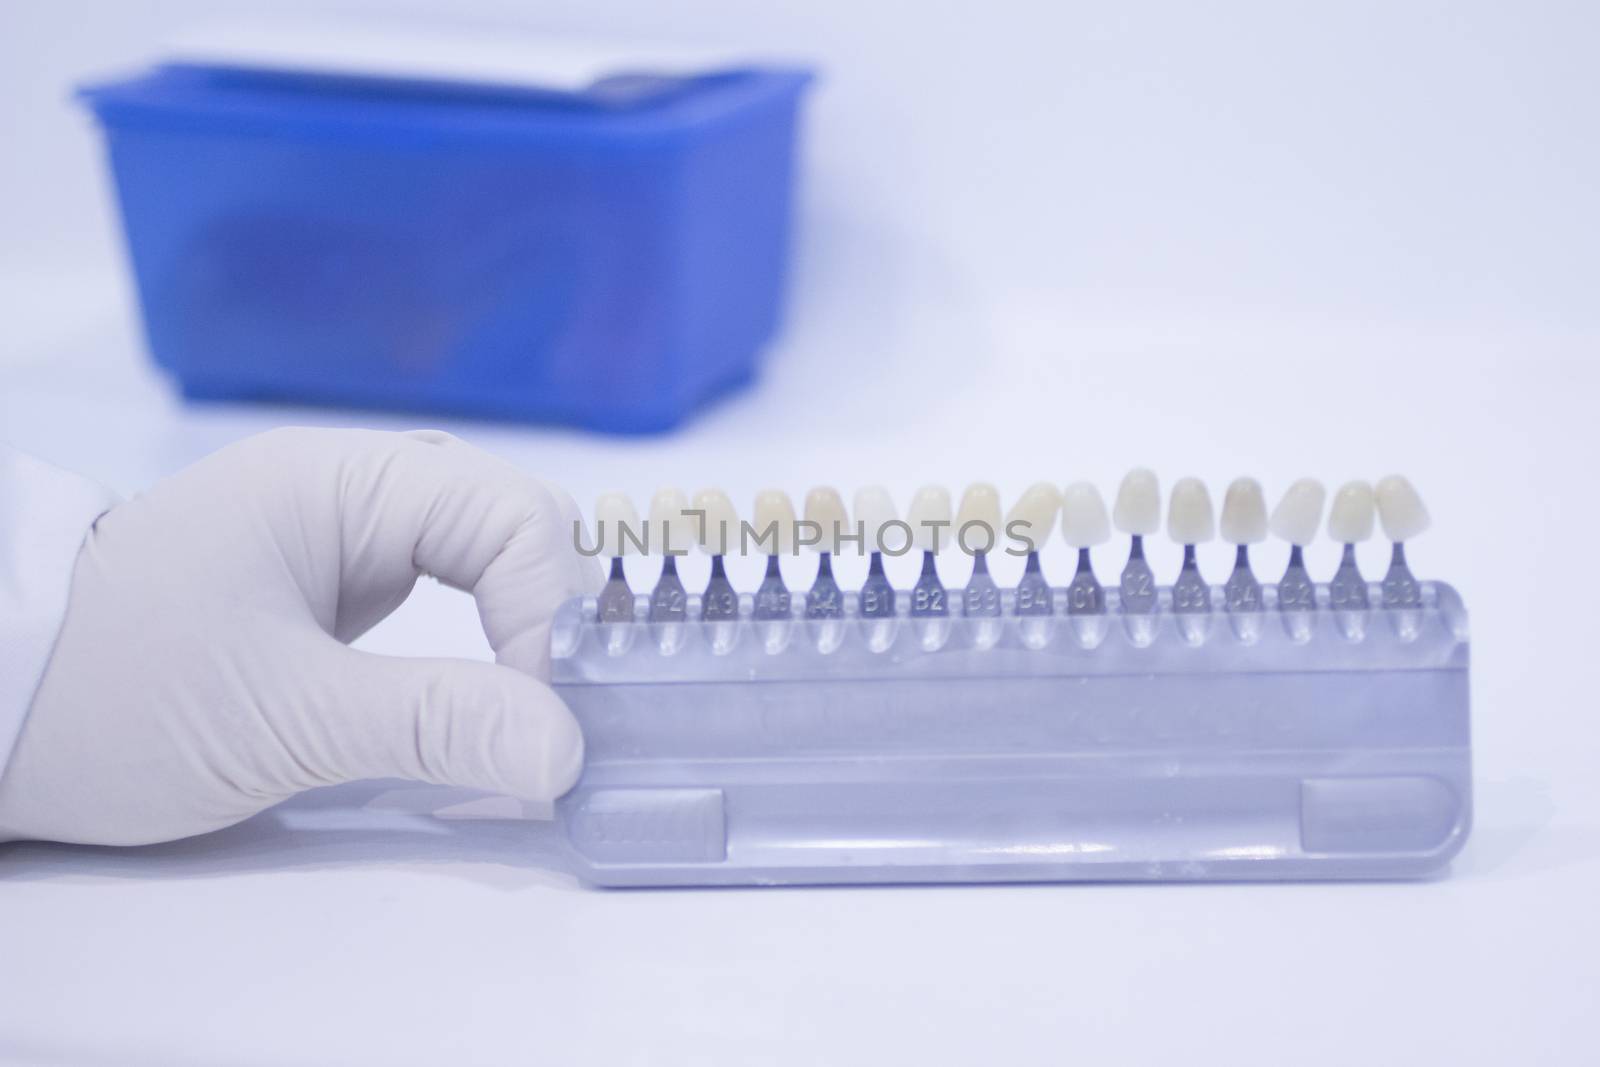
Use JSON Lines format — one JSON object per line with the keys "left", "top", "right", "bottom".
{"left": 693, "top": 488, "right": 741, "bottom": 621}
{"left": 803, "top": 486, "right": 848, "bottom": 620}
{"left": 1007, "top": 481, "right": 1063, "bottom": 616}
{"left": 957, "top": 482, "right": 1003, "bottom": 617}
{"left": 1167, "top": 478, "right": 1216, "bottom": 614}
{"left": 752, "top": 489, "right": 798, "bottom": 620}
{"left": 1269, "top": 478, "right": 1325, "bottom": 612}
{"left": 854, "top": 485, "right": 901, "bottom": 619}
{"left": 1376, "top": 474, "right": 1430, "bottom": 609}
{"left": 1060, "top": 481, "right": 1110, "bottom": 615}
{"left": 1327, "top": 480, "right": 1377, "bottom": 611}
{"left": 1220, "top": 477, "right": 1268, "bottom": 612}
{"left": 594, "top": 491, "right": 642, "bottom": 623}
{"left": 907, "top": 485, "right": 953, "bottom": 617}
{"left": 646, "top": 488, "right": 691, "bottom": 622}
{"left": 1113, "top": 468, "right": 1160, "bottom": 614}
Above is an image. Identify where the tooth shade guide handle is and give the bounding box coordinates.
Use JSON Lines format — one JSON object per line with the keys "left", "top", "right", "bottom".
{"left": 1014, "top": 551, "right": 1054, "bottom": 617}
{"left": 648, "top": 555, "right": 688, "bottom": 622}
{"left": 1278, "top": 545, "right": 1317, "bottom": 612}
{"left": 1065, "top": 547, "right": 1105, "bottom": 616}
{"left": 963, "top": 551, "right": 1002, "bottom": 618}
{"left": 597, "top": 556, "right": 635, "bottom": 623}
{"left": 1223, "top": 544, "right": 1263, "bottom": 613}
{"left": 807, "top": 553, "right": 844, "bottom": 620}
{"left": 1171, "top": 544, "right": 1211, "bottom": 614}
{"left": 1382, "top": 542, "right": 1422, "bottom": 609}
{"left": 701, "top": 555, "right": 739, "bottom": 621}
{"left": 859, "top": 551, "right": 896, "bottom": 619}
{"left": 1329, "top": 543, "right": 1371, "bottom": 612}
{"left": 1119, "top": 534, "right": 1157, "bottom": 615}
{"left": 753, "top": 554, "right": 792, "bottom": 620}
{"left": 910, "top": 550, "right": 948, "bottom": 618}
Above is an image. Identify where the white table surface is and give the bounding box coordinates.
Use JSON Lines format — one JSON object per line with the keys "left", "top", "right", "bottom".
{"left": 2, "top": 268, "right": 1597, "bottom": 1065}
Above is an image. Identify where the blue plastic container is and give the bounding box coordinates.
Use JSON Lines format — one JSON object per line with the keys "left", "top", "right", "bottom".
{"left": 80, "top": 63, "right": 811, "bottom": 432}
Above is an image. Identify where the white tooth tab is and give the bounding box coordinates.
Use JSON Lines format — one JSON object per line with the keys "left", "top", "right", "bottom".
{"left": 1328, "top": 480, "right": 1377, "bottom": 544}
{"left": 1220, "top": 477, "right": 1269, "bottom": 545}
{"left": 691, "top": 488, "right": 740, "bottom": 556}
{"left": 648, "top": 488, "right": 691, "bottom": 555}
{"left": 1167, "top": 478, "right": 1216, "bottom": 544}
{"left": 853, "top": 485, "right": 903, "bottom": 554}
{"left": 803, "top": 486, "right": 849, "bottom": 554}
{"left": 1376, "top": 475, "right": 1431, "bottom": 542}
{"left": 1269, "top": 478, "right": 1326, "bottom": 546}
{"left": 908, "top": 485, "right": 954, "bottom": 552}
{"left": 956, "top": 483, "right": 1002, "bottom": 550}
{"left": 1060, "top": 481, "right": 1111, "bottom": 547}
{"left": 1005, "top": 481, "right": 1063, "bottom": 553}
{"left": 752, "top": 489, "right": 798, "bottom": 555}
{"left": 1113, "top": 468, "right": 1161, "bottom": 535}
{"left": 595, "top": 491, "right": 642, "bottom": 558}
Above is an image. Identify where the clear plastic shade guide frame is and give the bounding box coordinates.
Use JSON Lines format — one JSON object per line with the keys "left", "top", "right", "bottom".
{"left": 549, "top": 581, "right": 1471, "bottom": 887}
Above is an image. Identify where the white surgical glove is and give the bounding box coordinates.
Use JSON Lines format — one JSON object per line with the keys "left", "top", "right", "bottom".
{"left": 0, "top": 428, "right": 599, "bottom": 846}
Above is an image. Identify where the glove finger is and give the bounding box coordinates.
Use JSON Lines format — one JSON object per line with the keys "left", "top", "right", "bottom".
{"left": 538, "top": 478, "right": 605, "bottom": 595}
{"left": 400, "top": 430, "right": 597, "bottom": 589}
{"left": 307, "top": 646, "right": 584, "bottom": 803}
{"left": 326, "top": 431, "right": 592, "bottom": 670}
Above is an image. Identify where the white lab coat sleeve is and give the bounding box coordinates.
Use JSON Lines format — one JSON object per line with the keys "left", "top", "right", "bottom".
{"left": 0, "top": 445, "right": 119, "bottom": 775}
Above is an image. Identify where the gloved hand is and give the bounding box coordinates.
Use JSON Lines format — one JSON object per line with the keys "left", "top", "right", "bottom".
{"left": 0, "top": 428, "right": 600, "bottom": 846}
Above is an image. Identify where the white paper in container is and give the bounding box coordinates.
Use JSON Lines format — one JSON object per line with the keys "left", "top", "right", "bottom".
{"left": 164, "top": 21, "right": 763, "bottom": 99}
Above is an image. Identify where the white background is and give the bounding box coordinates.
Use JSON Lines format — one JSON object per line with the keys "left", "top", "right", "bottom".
{"left": 2, "top": 1, "right": 1598, "bottom": 1064}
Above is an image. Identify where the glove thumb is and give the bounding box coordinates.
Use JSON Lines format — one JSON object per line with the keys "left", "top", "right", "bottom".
{"left": 308, "top": 647, "right": 585, "bottom": 804}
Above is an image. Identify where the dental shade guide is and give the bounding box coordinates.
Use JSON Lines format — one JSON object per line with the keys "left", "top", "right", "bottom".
{"left": 751, "top": 490, "right": 797, "bottom": 622}
{"left": 1377, "top": 475, "right": 1429, "bottom": 611}
{"left": 646, "top": 488, "right": 690, "bottom": 623}
{"left": 1221, "top": 478, "right": 1267, "bottom": 615}
{"left": 1008, "top": 482, "right": 1062, "bottom": 621}
{"left": 593, "top": 491, "right": 639, "bottom": 624}
{"left": 1060, "top": 482, "right": 1109, "bottom": 617}
{"left": 853, "top": 485, "right": 899, "bottom": 623}
{"left": 559, "top": 472, "right": 1469, "bottom": 887}
{"left": 907, "top": 485, "right": 952, "bottom": 619}
{"left": 1270, "top": 477, "right": 1326, "bottom": 644}
{"left": 692, "top": 488, "right": 740, "bottom": 624}
{"left": 958, "top": 483, "right": 1003, "bottom": 620}
{"left": 1328, "top": 481, "right": 1377, "bottom": 612}
{"left": 803, "top": 486, "right": 848, "bottom": 621}
{"left": 1112, "top": 468, "right": 1161, "bottom": 632}
{"left": 1168, "top": 477, "right": 1216, "bottom": 615}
